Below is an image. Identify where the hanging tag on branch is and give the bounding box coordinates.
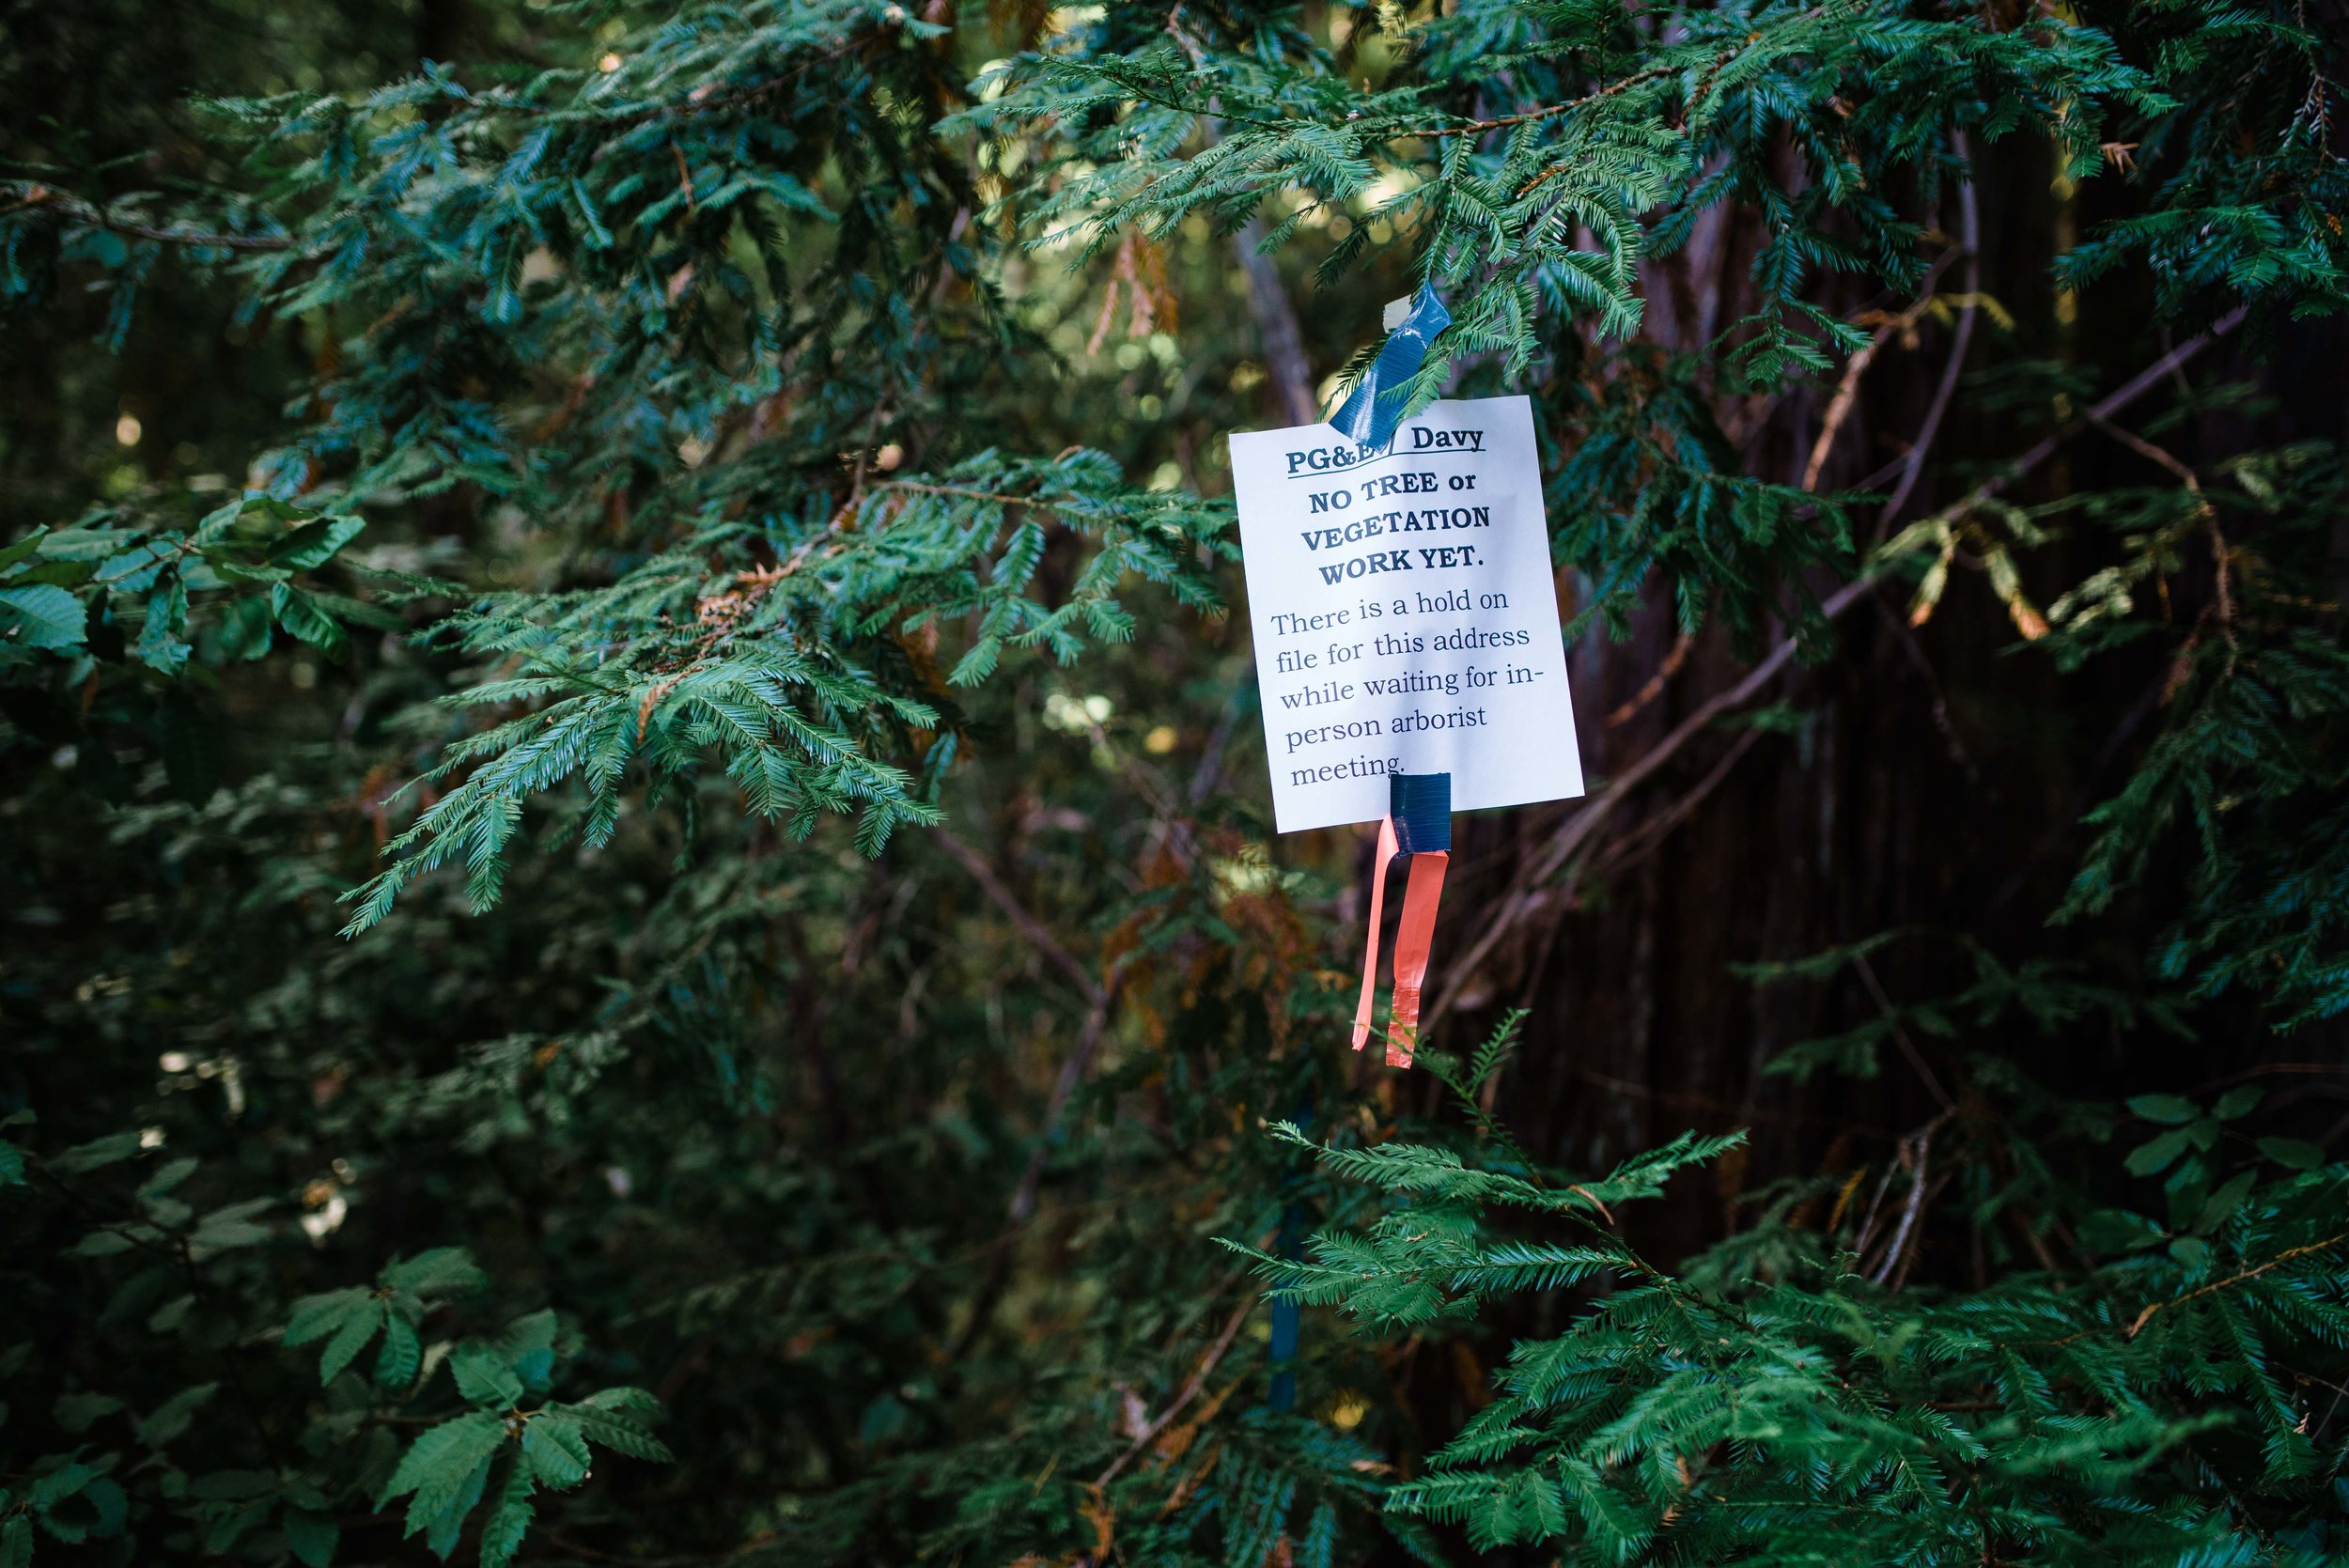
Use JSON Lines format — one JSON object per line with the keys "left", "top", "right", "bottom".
{"left": 1226, "top": 287, "right": 1585, "bottom": 1063}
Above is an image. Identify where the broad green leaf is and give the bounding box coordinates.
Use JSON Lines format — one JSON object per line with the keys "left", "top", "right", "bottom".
{"left": 206, "top": 1494, "right": 270, "bottom": 1549}
{"left": 135, "top": 1380, "right": 219, "bottom": 1446}
{"left": 52, "top": 1391, "right": 123, "bottom": 1434}
{"left": 2258, "top": 1137, "right": 2326, "bottom": 1171}
{"left": 97, "top": 539, "right": 174, "bottom": 594}
{"left": 188, "top": 1197, "right": 272, "bottom": 1258}
{"left": 2213, "top": 1085, "right": 2263, "bottom": 1121}
{"left": 214, "top": 594, "right": 273, "bottom": 660}
{"left": 27, "top": 1463, "right": 100, "bottom": 1510}
{"left": 376, "top": 1312, "right": 422, "bottom": 1391}
{"left": 0, "top": 583, "right": 86, "bottom": 651}
{"left": 283, "top": 1509, "right": 339, "bottom": 1568}
{"left": 567, "top": 1392, "right": 672, "bottom": 1463}
{"left": 268, "top": 517, "right": 365, "bottom": 570}
{"left": 420, "top": 1455, "right": 495, "bottom": 1560}
{"left": 0, "top": 526, "right": 50, "bottom": 574}
{"left": 284, "top": 1288, "right": 372, "bottom": 1347}
{"left": 51, "top": 1132, "right": 140, "bottom": 1174}
{"left": 2192, "top": 1171, "right": 2259, "bottom": 1234}
{"left": 380, "top": 1248, "right": 489, "bottom": 1300}
{"left": 2126, "top": 1094, "right": 2199, "bottom": 1126}
{"left": 496, "top": 1310, "right": 558, "bottom": 1393}
{"left": 381, "top": 1410, "right": 506, "bottom": 1525}
{"left": 270, "top": 582, "right": 348, "bottom": 660}
{"left": 137, "top": 1157, "right": 198, "bottom": 1203}
{"left": 2125, "top": 1127, "right": 2194, "bottom": 1177}
{"left": 452, "top": 1345, "right": 525, "bottom": 1410}
{"left": 521, "top": 1415, "right": 592, "bottom": 1489}
{"left": 134, "top": 576, "right": 190, "bottom": 675}
{"left": 318, "top": 1301, "right": 385, "bottom": 1384}
{"left": 2077, "top": 1208, "right": 2165, "bottom": 1254}
{"left": 476, "top": 1462, "right": 536, "bottom": 1568}
{"left": 67, "top": 1230, "right": 138, "bottom": 1258}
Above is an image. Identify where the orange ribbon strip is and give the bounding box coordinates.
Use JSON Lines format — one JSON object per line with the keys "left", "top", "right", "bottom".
{"left": 1352, "top": 815, "right": 1451, "bottom": 1068}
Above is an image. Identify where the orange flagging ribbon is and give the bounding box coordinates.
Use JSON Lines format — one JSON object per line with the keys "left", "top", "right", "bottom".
{"left": 1352, "top": 775, "right": 1451, "bottom": 1067}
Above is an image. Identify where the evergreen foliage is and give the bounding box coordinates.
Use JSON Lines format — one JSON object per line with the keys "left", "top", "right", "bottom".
{"left": 3, "top": 2, "right": 2345, "bottom": 1566}
{"left": 1262, "top": 1016, "right": 2349, "bottom": 1562}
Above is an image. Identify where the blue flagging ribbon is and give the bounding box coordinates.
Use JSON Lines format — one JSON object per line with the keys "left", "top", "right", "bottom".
{"left": 1329, "top": 283, "right": 1453, "bottom": 451}
{"left": 1267, "top": 1190, "right": 1303, "bottom": 1413}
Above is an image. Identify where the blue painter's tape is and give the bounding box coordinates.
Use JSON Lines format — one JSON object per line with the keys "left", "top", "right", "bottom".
{"left": 1329, "top": 283, "right": 1452, "bottom": 452}
{"left": 1390, "top": 772, "right": 1451, "bottom": 856}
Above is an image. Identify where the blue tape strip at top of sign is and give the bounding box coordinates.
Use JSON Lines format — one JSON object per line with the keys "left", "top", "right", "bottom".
{"left": 1329, "top": 283, "right": 1453, "bottom": 453}
{"left": 1390, "top": 772, "right": 1452, "bottom": 856}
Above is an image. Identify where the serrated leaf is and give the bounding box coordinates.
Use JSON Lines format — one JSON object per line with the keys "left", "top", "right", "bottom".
{"left": 269, "top": 517, "right": 365, "bottom": 570}
{"left": 521, "top": 1416, "right": 591, "bottom": 1489}
{"left": 376, "top": 1312, "right": 422, "bottom": 1391}
{"left": 319, "top": 1301, "right": 385, "bottom": 1383}
{"left": 381, "top": 1410, "right": 507, "bottom": 1524}
{"left": 135, "top": 576, "right": 191, "bottom": 675}
{"left": 284, "top": 1288, "right": 372, "bottom": 1346}
{"left": 270, "top": 582, "right": 349, "bottom": 660}
{"left": 189, "top": 1197, "right": 272, "bottom": 1258}
{"left": 452, "top": 1345, "right": 525, "bottom": 1410}
{"left": 476, "top": 1462, "right": 535, "bottom": 1568}
{"left": 2, "top": 1515, "right": 29, "bottom": 1568}
{"left": 283, "top": 1508, "right": 339, "bottom": 1568}
{"left": 28, "top": 1462, "right": 100, "bottom": 1509}
{"left": 580, "top": 1386, "right": 660, "bottom": 1414}
{"left": 0, "top": 583, "right": 86, "bottom": 650}
{"left": 421, "top": 1455, "right": 495, "bottom": 1559}
{"left": 496, "top": 1309, "right": 558, "bottom": 1393}
{"left": 136, "top": 1380, "right": 218, "bottom": 1446}
{"left": 380, "top": 1248, "right": 489, "bottom": 1300}
{"left": 2127, "top": 1094, "right": 2200, "bottom": 1126}
{"left": 570, "top": 1409, "right": 673, "bottom": 1464}
{"left": 207, "top": 1497, "right": 273, "bottom": 1557}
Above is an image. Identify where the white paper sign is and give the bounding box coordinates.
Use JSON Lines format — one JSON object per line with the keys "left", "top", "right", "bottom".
{"left": 1229, "top": 395, "right": 1584, "bottom": 832}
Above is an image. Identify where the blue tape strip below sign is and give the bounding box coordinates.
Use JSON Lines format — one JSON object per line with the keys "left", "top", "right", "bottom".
{"left": 1390, "top": 771, "right": 1451, "bottom": 857}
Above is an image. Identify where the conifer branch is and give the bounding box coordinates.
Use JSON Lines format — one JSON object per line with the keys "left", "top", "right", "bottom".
{"left": 1095, "top": 1290, "right": 1254, "bottom": 1486}
{"left": 3, "top": 182, "right": 295, "bottom": 251}
{"left": 2126, "top": 1231, "right": 2349, "bottom": 1339}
